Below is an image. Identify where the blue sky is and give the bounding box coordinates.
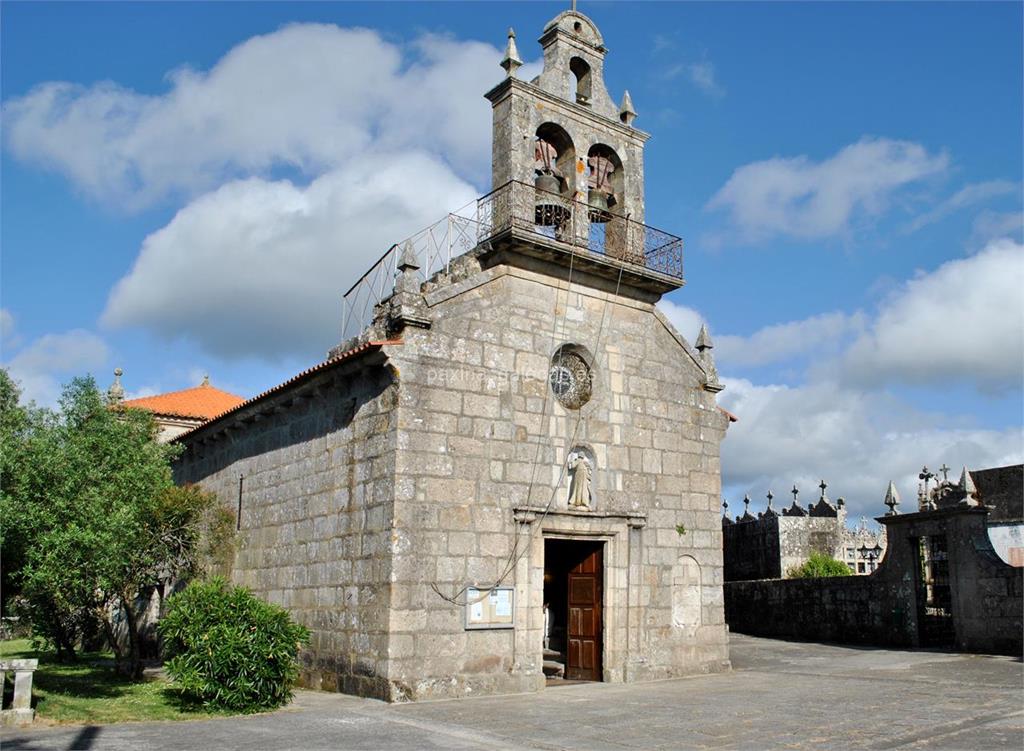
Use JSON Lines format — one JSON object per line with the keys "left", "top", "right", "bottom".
{"left": 3, "top": 1, "right": 1022, "bottom": 519}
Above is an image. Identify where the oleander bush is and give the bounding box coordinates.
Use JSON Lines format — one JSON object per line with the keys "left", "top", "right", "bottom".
{"left": 159, "top": 578, "right": 309, "bottom": 712}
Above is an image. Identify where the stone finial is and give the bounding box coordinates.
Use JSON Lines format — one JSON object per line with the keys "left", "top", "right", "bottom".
{"left": 738, "top": 493, "right": 755, "bottom": 522}
{"left": 783, "top": 484, "right": 808, "bottom": 516}
{"left": 107, "top": 367, "right": 125, "bottom": 405}
{"left": 957, "top": 466, "right": 979, "bottom": 506}
{"left": 766, "top": 490, "right": 773, "bottom": 509}
{"left": 695, "top": 324, "right": 723, "bottom": 394}
{"left": 397, "top": 240, "right": 420, "bottom": 273}
{"left": 809, "top": 480, "right": 838, "bottom": 517}
{"left": 884, "top": 481, "right": 900, "bottom": 515}
{"left": 695, "top": 323, "right": 712, "bottom": 353}
{"left": 201, "top": 374, "right": 210, "bottom": 387}
{"left": 389, "top": 241, "right": 430, "bottom": 333}
{"left": 619, "top": 90, "right": 637, "bottom": 126}
{"left": 500, "top": 27, "right": 523, "bottom": 78}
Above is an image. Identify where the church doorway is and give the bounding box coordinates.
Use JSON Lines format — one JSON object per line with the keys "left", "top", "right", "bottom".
{"left": 543, "top": 538, "right": 604, "bottom": 682}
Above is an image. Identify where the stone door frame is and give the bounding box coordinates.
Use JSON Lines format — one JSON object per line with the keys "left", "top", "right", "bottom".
{"left": 512, "top": 506, "right": 645, "bottom": 684}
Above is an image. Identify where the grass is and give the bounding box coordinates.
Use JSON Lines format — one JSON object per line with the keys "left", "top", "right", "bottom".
{"left": 1, "top": 638, "right": 233, "bottom": 725}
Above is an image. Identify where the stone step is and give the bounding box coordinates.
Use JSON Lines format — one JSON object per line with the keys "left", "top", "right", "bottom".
{"left": 543, "top": 648, "right": 564, "bottom": 660}
{"left": 542, "top": 659, "right": 565, "bottom": 678}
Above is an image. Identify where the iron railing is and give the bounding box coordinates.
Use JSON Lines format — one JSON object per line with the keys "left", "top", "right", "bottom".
{"left": 476, "top": 180, "right": 684, "bottom": 280}
{"left": 340, "top": 180, "right": 684, "bottom": 341}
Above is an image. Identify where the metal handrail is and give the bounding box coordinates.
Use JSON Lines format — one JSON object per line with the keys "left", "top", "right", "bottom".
{"left": 339, "top": 180, "right": 684, "bottom": 341}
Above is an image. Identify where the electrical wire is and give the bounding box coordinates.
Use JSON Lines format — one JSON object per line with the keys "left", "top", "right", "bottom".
{"left": 431, "top": 209, "right": 629, "bottom": 606}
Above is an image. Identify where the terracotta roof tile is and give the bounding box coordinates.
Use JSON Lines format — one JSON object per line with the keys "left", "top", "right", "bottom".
{"left": 122, "top": 383, "right": 245, "bottom": 421}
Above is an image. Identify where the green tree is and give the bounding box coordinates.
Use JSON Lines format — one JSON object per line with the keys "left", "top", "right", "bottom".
{"left": 0, "top": 371, "right": 228, "bottom": 678}
{"left": 787, "top": 552, "right": 853, "bottom": 579}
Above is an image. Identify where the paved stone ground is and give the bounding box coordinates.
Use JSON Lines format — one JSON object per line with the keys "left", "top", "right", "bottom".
{"left": 3, "top": 635, "right": 1021, "bottom": 750}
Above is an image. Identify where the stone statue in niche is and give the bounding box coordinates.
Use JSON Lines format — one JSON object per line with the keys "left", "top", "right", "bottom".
{"left": 567, "top": 450, "right": 593, "bottom": 509}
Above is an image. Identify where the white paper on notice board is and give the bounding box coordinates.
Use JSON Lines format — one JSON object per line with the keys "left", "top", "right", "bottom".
{"left": 465, "top": 586, "right": 514, "bottom": 629}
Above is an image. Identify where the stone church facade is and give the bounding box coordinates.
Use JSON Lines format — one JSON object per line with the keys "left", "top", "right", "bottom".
{"left": 174, "top": 9, "right": 731, "bottom": 702}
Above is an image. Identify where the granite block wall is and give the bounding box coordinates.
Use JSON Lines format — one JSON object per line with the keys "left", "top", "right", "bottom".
{"left": 174, "top": 364, "right": 401, "bottom": 698}
{"left": 724, "top": 507, "right": 1023, "bottom": 656}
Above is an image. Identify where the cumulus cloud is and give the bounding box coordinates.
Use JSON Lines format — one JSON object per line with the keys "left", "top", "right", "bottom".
{"left": 3, "top": 24, "right": 511, "bottom": 210}
{"left": 904, "top": 179, "right": 1019, "bottom": 233}
{"left": 842, "top": 238, "right": 1024, "bottom": 391}
{"left": 719, "top": 376, "right": 1023, "bottom": 520}
{"left": 715, "top": 311, "right": 866, "bottom": 368}
{"left": 3, "top": 328, "right": 110, "bottom": 406}
{"left": 657, "top": 299, "right": 705, "bottom": 343}
{"left": 101, "top": 151, "right": 477, "bottom": 360}
{"left": 706, "top": 137, "right": 948, "bottom": 241}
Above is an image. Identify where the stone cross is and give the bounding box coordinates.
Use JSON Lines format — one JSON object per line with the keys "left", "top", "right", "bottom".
{"left": 791, "top": 485, "right": 799, "bottom": 502}
{"left": 766, "top": 490, "right": 773, "bottom": 509}
{"left": 939, "top": 463, "right": 951, "bottom": 482}
{"left": 818, "top": 479, "right": 827, "bottom": 499}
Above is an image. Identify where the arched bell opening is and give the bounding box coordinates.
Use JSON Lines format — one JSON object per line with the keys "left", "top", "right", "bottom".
{"left": 569, "top": 57, "right": 592, "bottom": 106}
{"left": 534, "top": 123, "right": 576, "bottom": 227}
{"left": 586, "top": 144, "right": 623, "bottom": 224}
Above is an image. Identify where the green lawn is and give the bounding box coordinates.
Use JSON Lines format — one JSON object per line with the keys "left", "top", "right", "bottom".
{"left": 1, "top": 639, "right": 232, "bottom": 724}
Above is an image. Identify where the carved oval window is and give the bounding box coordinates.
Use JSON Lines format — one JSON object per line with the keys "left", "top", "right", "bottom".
{"left": 548, "top": 347, "right": 592, "bottom": 409}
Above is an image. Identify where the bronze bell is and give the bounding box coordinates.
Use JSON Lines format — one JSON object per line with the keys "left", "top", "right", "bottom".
{"left": 534, "top": 172, "right": 569, "bottom": 226}
{"left": 587, "top": 188, "right": 613, "bottom": 223}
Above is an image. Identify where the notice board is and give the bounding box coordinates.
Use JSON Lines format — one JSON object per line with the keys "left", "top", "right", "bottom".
{"left": 464, "top": 586, "right": 515, "bottom": 630}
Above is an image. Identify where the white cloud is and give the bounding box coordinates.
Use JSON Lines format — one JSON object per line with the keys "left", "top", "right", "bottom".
{"left": 715, "top": 311, "right": 866, "bottom": 368}
{"left": 842, "top": 238, "right": 1024, "bottom": 391}
{"left": 719, "top": 376, "right": 1023, "bottom": 520}
{"left": 687, "top": 62, "right": 724, "bottom": 98}
{"left": 4, "top": 329, "right": 110, "bottom": 406}
{"left": 904, "top": 179, "right": 1018, "bottom": 233}
{"left": 3, "top": 24, "right": 512, "bottom": 210}
{"left": 0, "top": 309, "right": 15, "bottom": 344}
{"left": 659, "top": 60, "right": 724, "bottom": 98}
{"left": 657, "top": 299, "right": 705, "bottom": 344}
{"left": 969, "top": 210, "right": 1023, "bottom": 249}
{"left": 101, "top": 151, "right": 477, "bottom": 360}
{"left": 706, "top": 137, "right": 948, "bottom": 241}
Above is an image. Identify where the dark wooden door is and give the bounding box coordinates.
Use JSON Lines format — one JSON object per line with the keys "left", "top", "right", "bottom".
{"left": 566, "top": 545, "right": 602, "bottom": 681}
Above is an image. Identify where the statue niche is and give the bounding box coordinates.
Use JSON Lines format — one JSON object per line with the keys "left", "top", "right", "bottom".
{"left": 567, "top": 446, "right": 595, "bottom": 509}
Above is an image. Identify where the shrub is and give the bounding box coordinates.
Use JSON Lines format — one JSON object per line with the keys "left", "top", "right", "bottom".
{"left": 159, "top": 578, "right": 309, "bottom": 712}
{"left": 787, "top": 552, "right": 853, "bottom": 579}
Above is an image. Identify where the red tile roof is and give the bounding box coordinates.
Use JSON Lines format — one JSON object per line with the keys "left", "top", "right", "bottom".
{"left": 122, "top": 382, "right": 245, "bottom": 421}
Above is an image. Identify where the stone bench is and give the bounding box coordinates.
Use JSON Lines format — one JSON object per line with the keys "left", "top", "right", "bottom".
{"left": 1, "top": 659, "right": 38, "bottom": 726}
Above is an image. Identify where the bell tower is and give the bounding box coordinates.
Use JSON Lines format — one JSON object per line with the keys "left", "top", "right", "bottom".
{"left": 483, "top": 9, "right": 681, "bottom": 299}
